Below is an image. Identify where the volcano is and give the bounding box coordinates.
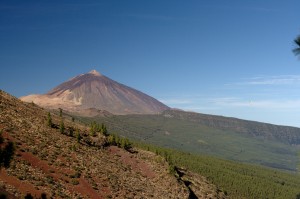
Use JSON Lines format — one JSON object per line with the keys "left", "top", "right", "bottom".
{"left": 20, "top": 70, "right": 169, "bottom": 115}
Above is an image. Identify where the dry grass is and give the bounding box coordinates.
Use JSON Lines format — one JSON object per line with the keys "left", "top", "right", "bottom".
{"left": 0, "top": 90, "right": 225, "bottom": 198}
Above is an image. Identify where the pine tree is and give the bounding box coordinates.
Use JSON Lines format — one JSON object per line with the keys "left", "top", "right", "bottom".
{"left": 59, "top": 108, "right": 63, "bottom": 117}
{"left": 75, "top": 129, "right": 82, "bottom": 143}
{"left": 69, "top": 128, "right": 74, "bottom": 137}
{"left": 107, "top": 134, "right": 116, "bottom": 145}
{"left": 120, "top": 138, "right": 131, "bottom": 150}
{"left": 60, "top": 120, "right": 65, "bottom": 134}
{"left": 90, "top": 121, "right": 97, "bottom": 136}
{"left": 47, "top": 112, "right": 52, "bottom": 127}
{"left": 115, "top": 135, "right": 120, "bottom": 147}
{"left": 101, "top": 123, "right": 108, "bottom": 136}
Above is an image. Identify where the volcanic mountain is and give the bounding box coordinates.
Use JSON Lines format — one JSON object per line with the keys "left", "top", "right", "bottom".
{"left": 20, "top": 70, "right": 169, "bottom": 115}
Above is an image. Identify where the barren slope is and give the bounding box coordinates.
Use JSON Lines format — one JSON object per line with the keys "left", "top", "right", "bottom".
{"left": 0, "top": 90, "right": 225, "bottom": 199}
{"left": 20, "top": 70, "right": 169, "bottom": 115}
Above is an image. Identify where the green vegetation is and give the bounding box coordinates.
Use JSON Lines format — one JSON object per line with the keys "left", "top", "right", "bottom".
{"left": 47, "top": 112, "right": 52, "bottom": 127}
{"left": 59, "top": 120, "right": 65, "bottom": 134}
{"left": 134, "top": 141, "right": 300, "bottom": 199}
{"left": 90, "top": 121, "right": 97, "bottom": 136}
{"left": 71, "top": 179, "right": 79, "bottom": 185}
{"left": 90, "top": 121, "right": 108, "bottom": 136}
{"left": 107, "top": 134, "right": 131, "bottom": 151}
{"left": 75, "top": 129, "right": 82, "bottom": 143}
{"left": 69, "top": 127, "right": 74, "bottom": 137}
{"left": 77, "top": 114, "right": 299, "bottom": 171}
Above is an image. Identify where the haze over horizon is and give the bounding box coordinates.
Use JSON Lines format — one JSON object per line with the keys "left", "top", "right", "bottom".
{"left": 1, "top": 0, "right": 300, "bottom": 127}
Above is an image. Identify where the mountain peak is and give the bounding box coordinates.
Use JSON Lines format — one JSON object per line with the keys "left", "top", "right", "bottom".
{"left": 20, "top": 70, "right": 169, "bottom": 115}
{"left": 89, "top": 69, "right": 102, "bottom": 76}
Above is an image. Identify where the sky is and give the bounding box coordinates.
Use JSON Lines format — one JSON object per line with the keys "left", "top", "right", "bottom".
{"left": 1, "top": 0, "right": 300, "bottom": 127}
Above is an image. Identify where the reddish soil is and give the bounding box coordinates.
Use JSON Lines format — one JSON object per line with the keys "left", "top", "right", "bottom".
{"left": 0, "top": 131, "right": 105, "bottom": 198}
{"left": 67, "top": 176, "right": 102, "bottom": 199}
{"left": 109, "top": 146, "right": 156, "bottom": 178}
{"left": 92, "top": 175, "right": 111, "bottom": 195}
{"left": 1, "top": 131, "right": 15, "bottom": 142}
{"left": 0, "top": 187, "right": 17, "bottom": 199}
{"left": 20, "top": 152, "right": 73, "bottom": 176}
{"left": 20, "top": 152, "right": 53, "bottom": 174}
{"left": 0, "top": 169, "right": 43, "bottom": 198}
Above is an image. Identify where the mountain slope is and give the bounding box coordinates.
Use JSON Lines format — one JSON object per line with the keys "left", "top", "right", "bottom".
{"left": 162, "top": 109, "right": 300, "bottom": 145}
{"left": 0, "top": 90, "right": 225, "bottom": 198}
{"left": 80, "top": 110, "right": 300, "bottom": 171}
{"left": 20, "top": 70, "right": 169, "bottom": 115}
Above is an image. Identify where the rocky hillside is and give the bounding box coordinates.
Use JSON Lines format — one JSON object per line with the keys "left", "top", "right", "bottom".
{"left": 0, "top": 90, "right": 225, "bottom": 199}
{"left": 20, "top": 70, "right": 169, "bottom": 115}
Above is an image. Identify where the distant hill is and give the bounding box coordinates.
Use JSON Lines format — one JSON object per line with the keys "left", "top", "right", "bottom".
{"left": 81, "top": 109, "right": 300, "bottom": 171}
{"left": 20, "top": 70, "right": 169, "bottom": 115}
{"left": 162, "top": 109, "right": 300, "bottom": 145}
{"left": 0, "top": 89, "right": 225, "bottom": 198}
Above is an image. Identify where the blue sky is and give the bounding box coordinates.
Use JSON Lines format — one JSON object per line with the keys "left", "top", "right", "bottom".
{"left": 1, "top": 0, "right": 300, "bottom": 127}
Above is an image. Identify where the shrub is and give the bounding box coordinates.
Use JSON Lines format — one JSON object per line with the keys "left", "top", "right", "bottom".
{"left": 71, "top": 179, "right": 79, "bottom": 185}
{"left": 107, "top": 134, "right": 116, "bottom": 145}
{"left": 41, "top": 193, "right": 47, "bottom": 199}
{"left": 24, "top": 193, "right": 33, "bottom": 199}
{"left": 75, "top": 129, "right": 82, "bottom": 143}
{"left": 47, "top": 112, "right": 52, "bottom": 127}
{"left": 0, "top": 141, "right": 15, "bottom": 168}
{"left": 59, "top": 120, "right": 65, "bottom": 134}
{"left": 59, "top": 108, "right": 63, "bottom": 117}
